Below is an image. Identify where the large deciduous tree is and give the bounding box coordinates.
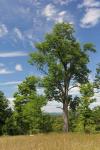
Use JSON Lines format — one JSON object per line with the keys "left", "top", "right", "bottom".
{"left": 29, "top": 23, "right": 96, "bottom": 132}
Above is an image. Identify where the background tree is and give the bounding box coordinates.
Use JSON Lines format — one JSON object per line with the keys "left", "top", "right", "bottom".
{"left": 75, "top": 83, "right": 96, "bottom": 133}
{"left": 93, "top": 63, "right": 100, "bottom": 132}
{"left": 94, "top": 63, "right": 100, "bottom": 91}
{"left": 0, "top": 91, "right": 11, "bottom": 135}
{"left": 93, "top": 106, "right": 100, "bottom": 132}
{"left": 69, "top": 96, "right": 80, "bottom": 132}
{"left": 29, "top": 22, "right": 96, "bottom": 132}
{"left": 51, "top": 115, "right": 63, "bottom": 132}
{"left": 14, "top": 76, "right": 47, "bottom": 134}
{"left": 3, "top": 112, "right": 20, "bottom": 135}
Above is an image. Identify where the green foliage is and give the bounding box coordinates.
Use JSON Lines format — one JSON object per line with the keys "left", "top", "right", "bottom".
{"left": 29, "top": 22, "right": 96, "bottom": 132}
{"left": 0, "top": 91, "right": 11, "bottom": 135}
{"left": 94, "top": 63, "right": 100, "bottom": 90}
{"left": 83, "top": 43, "right": 96, "bottom": 52}
{"left": 51, "top": 115, "right": 63, "bottom": 132}
{"left": 40, "top": 113, "right": 53, "bottom": 133}
{"left": 13, "top": 76, "right": 47, "bottom": 134}
{"left": 75, "top": 83, "right": 96, "bottom": 133}
{"left": 3, "top": 113, "right": 21, "bottom": 135}
{"left": 22, "top": 95, "right": 46, "bottom": 134}
{"left": 93, "top": 106, "right": 100, "bottom": 132}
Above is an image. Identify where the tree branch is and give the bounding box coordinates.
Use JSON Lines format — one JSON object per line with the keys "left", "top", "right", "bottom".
{"left": 68, "top": 84, "right": 80, "bottom": 91}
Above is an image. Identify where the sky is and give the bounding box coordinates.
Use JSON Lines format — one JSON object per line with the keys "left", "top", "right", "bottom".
{"left": 0, "top": 0, "right": 100, "bottom": 112}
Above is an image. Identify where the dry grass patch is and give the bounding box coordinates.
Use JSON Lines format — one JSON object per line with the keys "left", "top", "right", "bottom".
{"left": 0, "top": 133, "right": 100, "bottom": 150}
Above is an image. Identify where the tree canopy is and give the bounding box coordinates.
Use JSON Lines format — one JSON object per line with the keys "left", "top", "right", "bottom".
{"left": 29, "top": 22, "right": 96, "bottom": 132}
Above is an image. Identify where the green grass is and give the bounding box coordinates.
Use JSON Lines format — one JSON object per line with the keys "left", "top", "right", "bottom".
{"left": 0, "top": 133, "right": 100, "bottom": 150}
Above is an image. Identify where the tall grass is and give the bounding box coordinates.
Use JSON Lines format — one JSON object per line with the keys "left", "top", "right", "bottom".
{"left": 0, "top": 133, "right": 100, "bottom": 150}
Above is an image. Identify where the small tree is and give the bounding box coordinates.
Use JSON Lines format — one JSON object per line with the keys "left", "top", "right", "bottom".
{"left": 69, "top": 96, "right": 80, "bottom": 132}
{"left": 93, "top": 63, "right": 100, "bottom": 132}
{"left": 14, "top": 76, "right": 46, "bottom": 134}
{"left": 75, "top": 83, "right": 96, "bottom": 133}
{"left": 93, "top": 106, "right": 100, "bottom": 132}
{"left": 29, "top": 23, "right": 96, "bottom": 132}
{"left": 95, "top": 63, "right": 100, "bottom": 91}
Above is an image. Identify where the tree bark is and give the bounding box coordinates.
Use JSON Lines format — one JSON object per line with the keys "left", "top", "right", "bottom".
{"left": 63, "top": 101, "right": 68, "bottom": 132}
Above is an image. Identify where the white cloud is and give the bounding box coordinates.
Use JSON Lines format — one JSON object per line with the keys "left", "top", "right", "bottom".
{"left": 0, "top": 68, "right": 14, "bottom": 74}
{"left": 78, "top": 0, "right": 100, "bottom": 28}
{"left": 43, "top": 4, "right": 73, "bottom": 23}
{"left": 42, "top": 100, "right": 63, "bottom": 113}
{"left": 14, "top": 28, "right": 23, "bottom": 40}
{"left": 69, "top": 86, "right": 80, "bottom": 95}
{"left": 0, "top": 51, "right": 28, "bottom": 58}
{"left": 78, "top": 0, "right": 100, "bottom": 8}
{"left": 42, "top": 4, "right": 57, "bottom": 19}
{"left": 0, "top": 64, "right": 14, "bottom": 75}
{"left": 42, "top": 92, "right": 100, "bottom": 113}
{"left": 54, "top": 0, "right": 75, "bottom": 5}
{"left": 15, "top": 64, "right": 23, "bottom": 71}
{"left": 56, "top": 11, "right": 73, "bottom": 23}
{"left": 0, "top": 81, "right": 22, "bottom": 86}
{"left": 18, "top": 0, "right": 40, "bottom": 6}
{"left": 56, "top": 11, "right": 67, "bottom": 23}
{"left": 80, "top": 8, "right": 100, "bottom": 28}
{"left": 0, "top": 24, "right": 8, "bottom": 37}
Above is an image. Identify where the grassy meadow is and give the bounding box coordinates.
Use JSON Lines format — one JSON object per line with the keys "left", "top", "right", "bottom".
{"left": 0, "top": 133, "right": 100, "bottom": 150}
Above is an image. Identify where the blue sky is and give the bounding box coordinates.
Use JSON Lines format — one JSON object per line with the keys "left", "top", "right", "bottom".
{"left": 0, "top": 0, "right": 100, "bottom": 112}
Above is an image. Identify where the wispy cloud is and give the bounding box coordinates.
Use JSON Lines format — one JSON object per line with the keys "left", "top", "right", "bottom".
{"left": 0, "top": 81, "right": 22, "bottom": 86}
{"left": 80, "top": 8, "right": 100, "bottom": 28}
{"left": 0, "top": 68, "right": 14, "bottom": 74}
{"left": 42, "top": 3, "right": 74, "bottom": 23}
{"left": 54, "top": 0, "right": 75, "bottom": 5}
{"left": 78, "top": 0, "right": 100, "bottom": 28}
{"left": 0, "top": 24, "right": 8, "bottom": 37}
{"left": 42, "top": 4, "right": 57, "bottom": 19}
{"left": 78, "top": 0, "right": 100, "bottom": 8}
{"left": 14, "top": 28, "right": 23, "bottom": 40}
{"left": 0, "top": 63, "right": 14, "bottom": 74}
{"left": 0, "top": 51, "right": 28, "bottom": 58}
{"left": 0, "top": 63, "right": 23, "bottom": 74}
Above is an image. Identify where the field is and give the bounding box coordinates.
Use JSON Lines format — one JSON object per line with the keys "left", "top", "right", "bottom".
{"left": 0, "top": 133, "right": 100, "bottom": 150}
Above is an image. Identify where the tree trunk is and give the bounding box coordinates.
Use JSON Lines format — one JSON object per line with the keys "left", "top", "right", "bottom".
{"left": 63, "top": 101, "right": 68, "bottom": 132}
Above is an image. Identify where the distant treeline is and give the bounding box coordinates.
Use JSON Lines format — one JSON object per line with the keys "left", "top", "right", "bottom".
{"left": 0, "top": 78, "right": 100, "bottom": 135}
